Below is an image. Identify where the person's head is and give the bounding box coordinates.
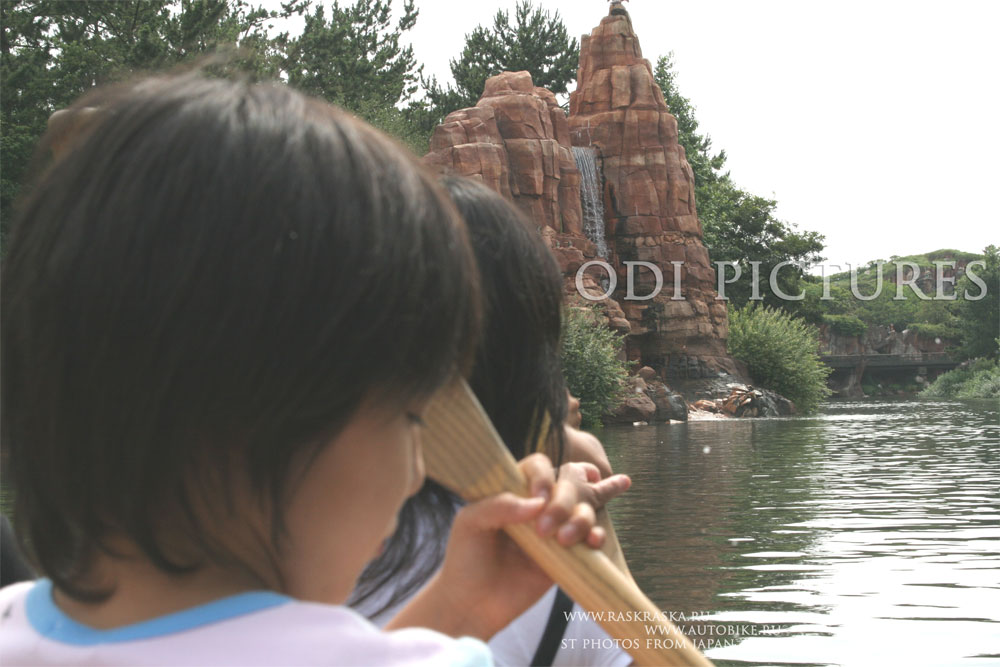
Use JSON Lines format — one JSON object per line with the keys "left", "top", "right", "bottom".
{"left": 1, "top": 73, "right": 480, "bottom": 602}
{"left": 443, "top": 176, "right": 568, "bottom": 460}
{"left": 350, "top": 176, "right": 567, "bottom": 615}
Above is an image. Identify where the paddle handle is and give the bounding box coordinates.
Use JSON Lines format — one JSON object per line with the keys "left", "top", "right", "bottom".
{"left": 501, "top": 521, "right": 711, "bottom": 666}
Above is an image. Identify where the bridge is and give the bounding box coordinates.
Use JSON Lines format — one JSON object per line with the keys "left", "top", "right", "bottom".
{"left": 820, "top": 352, "right": 959, "bottom": 371}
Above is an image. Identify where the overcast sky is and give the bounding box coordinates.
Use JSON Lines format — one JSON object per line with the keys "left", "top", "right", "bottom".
{"left": 274, "top": 0, "right": 998, "bottom": 269}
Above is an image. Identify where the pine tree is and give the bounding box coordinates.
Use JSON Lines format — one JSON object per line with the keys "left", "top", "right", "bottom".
{"left": 283, "top": 0, "right": 421, "bottom": 112}
{"left": 423, "top": 1, "right": 578, "bottom": 124}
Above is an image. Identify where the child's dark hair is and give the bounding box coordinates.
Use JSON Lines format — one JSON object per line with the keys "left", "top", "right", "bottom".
{"left": 350, "top": 176, "right": 568, "bottom": 616}
{"left": 0, "top": 73, "right": 481, "bottom": 600}
{"left": 447, "top": 176, "right": 568, "bottom": 462}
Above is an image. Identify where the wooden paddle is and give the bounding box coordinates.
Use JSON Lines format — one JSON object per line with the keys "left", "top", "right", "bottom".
{"left": 421, "top": 378, "right": 714, "bottom": 667}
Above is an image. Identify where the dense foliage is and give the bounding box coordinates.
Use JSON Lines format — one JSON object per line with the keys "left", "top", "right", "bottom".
{"left": 0, "top": 0, "right": 434, "bottom": 243}
{"left": 800, "top": 247, "right": 995, "bottom": 360}
{"left": 921, "top": 357, "right": 1000, "bottom": 399}
{"left": 955, "top": 245, "right": 1000, "bottom": 360}
{"left": 560, "top": 307, "right": 630, "bottom": 429}
{"left": 653, "top": 54, "right": 826, "bottom": 310}
{"left": 284, "top": 0, "right": 419, "bottom": 110}
{"left": 728, "top": 305, "right": 832, "bottom": 413}
{"left": 823, "top": 314, "right": 868, "bottom": 338}
{"left": 422, "top": 1, "right": 577, "bottom": 124}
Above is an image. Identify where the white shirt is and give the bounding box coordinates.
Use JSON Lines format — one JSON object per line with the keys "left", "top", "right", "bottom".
{"left": 0, "top": 580, "right": 491, "bottom": 666}
{"left": 351, "top": 506, "right": 631, "bottom": 667}
{"left": 489, "top": 586, "right": 632, "bottom": 667}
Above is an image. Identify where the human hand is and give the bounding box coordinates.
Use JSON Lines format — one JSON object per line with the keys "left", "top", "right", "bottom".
{"left": 560, "top": 426, "right": 635, "bottom": 579}
{"left": 556, "top": 461, "right": 631, "bottom": 519}
{"left": 387, "top": 453, "right": 607, "bottom": 639}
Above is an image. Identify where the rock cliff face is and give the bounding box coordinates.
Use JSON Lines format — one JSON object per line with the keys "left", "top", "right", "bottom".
{"left": 423, "top": 72, "right": 591, "bottom": 275}
{"left": 423, "top": 70, "right": 636, "bottom": 333}
{"left": 567, "top": 7, "right": 733, "bottom": 378}
{"left": 423, "top": 5, "right": 740, "bottom": 381}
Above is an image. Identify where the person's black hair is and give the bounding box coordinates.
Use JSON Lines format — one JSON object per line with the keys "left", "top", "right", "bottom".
{"left": 350, "top": 176, "right": 568, "bottom": 617}
{"left": 0, "top": 73, "right": 481, "bottom": 601}
{"left": 448, "top": 177, "right": 568, "bottom": 462}
{"left": 1, "top": 514, "right": 35, "bottom": 586}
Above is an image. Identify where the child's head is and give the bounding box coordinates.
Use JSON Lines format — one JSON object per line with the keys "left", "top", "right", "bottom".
{"left": 1, "top": 73, "right": 480, "bottom": 601}
{"left": 350, "top": 176, "right": 567, "bottom": 616}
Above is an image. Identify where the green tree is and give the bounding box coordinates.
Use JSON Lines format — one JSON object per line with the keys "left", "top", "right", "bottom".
{"left": 1, "top": 0, "right": 437, "bottom": 241}
{"left": 822, "top": 314, "right": 867, "bottom": 338}
{"left": 283, "top": 0, "right": 420, "bottom": 112}
{"left": 796, "top": 281, "right": 853, "bottom": 326}
{"left": 423, "top": 1, "right": 578, "bottom": 123}
{"left": 652, "top": 53, "right": 726, "bottom": 200}
{"left": 956, "top": 245, "right": 1000, "bottom": 360}
{"left": 703, "top": 186, "right": 826, "bottom": 309}
{"left": 727, "top": 305, "right": 832, "bottom": 413}
{"left": 653, "top": 54, "right": 825, "bottom": 310}
{"left": 814, "top": 250, "right": 987, "bottom": 352}
{"left": 281, "top": 0, "right": 431, "bottom": 153}
{"left": 560, "top": 307, "right": 629, "bottom": 429}
{"left": 1, "top": 0, "right": 299, "bottom": 243}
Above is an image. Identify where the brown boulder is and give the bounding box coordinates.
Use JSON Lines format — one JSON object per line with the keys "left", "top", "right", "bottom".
{"left": 607, "top": 393, "right": 657, "bottom": 423}
{"left": 422, "top": 71, "right": 583, "bottom": 235}
{"left": 482, "top": 70, "right": 535, "bottom": 96}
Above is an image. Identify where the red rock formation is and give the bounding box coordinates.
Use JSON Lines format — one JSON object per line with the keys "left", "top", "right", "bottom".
{"left": 424, "top": 71, "right": 631, "bottom": 329}
{"left": 423, "top": 5, "right": 743, "bottom": 381}
{"left": 424, "top": 72, "right": 582, "bottom": 240}
{"left": 568, "top": 6, "right": 735, "bottom": 377}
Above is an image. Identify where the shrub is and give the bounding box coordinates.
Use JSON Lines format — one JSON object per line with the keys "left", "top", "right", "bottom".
{"left": 921, "top": 365, "right": 978, "bottom": 398}
{"left": 561, "top": 307, "right": 630, "bottom": 429}
{"left": 921, "top": 358, "right": 1000, "bottom": 399}
{"left": 823, "top": 314, "right": 867, "bottom": 338}
{"left": 955, "top": 365, "right": 1000, "bottom": 399}
{"left": 728, "top": 304, "right": 832, "bottom": 413}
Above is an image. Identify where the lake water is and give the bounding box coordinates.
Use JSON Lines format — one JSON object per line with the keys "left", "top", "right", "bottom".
{"left": 598, "top": 399, "right": 1000, "bottom": 667}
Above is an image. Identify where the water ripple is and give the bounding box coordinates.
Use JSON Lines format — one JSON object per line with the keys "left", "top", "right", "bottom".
{"left": 600, "top": 398, "right": 1000, "bottom": 667}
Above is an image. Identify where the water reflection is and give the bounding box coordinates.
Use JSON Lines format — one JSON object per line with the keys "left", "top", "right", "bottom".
{"left": 598, "top": 399, "right": 1000, "bottom": 666}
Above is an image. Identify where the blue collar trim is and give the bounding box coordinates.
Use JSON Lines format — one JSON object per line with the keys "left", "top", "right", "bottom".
{"left": 26, "top": 579, "right": 292, "bottom": 645}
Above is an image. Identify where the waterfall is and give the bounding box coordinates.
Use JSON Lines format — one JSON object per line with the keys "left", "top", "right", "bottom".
{"left": 572, "top": 146, "right": 609, "bottom": 259}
